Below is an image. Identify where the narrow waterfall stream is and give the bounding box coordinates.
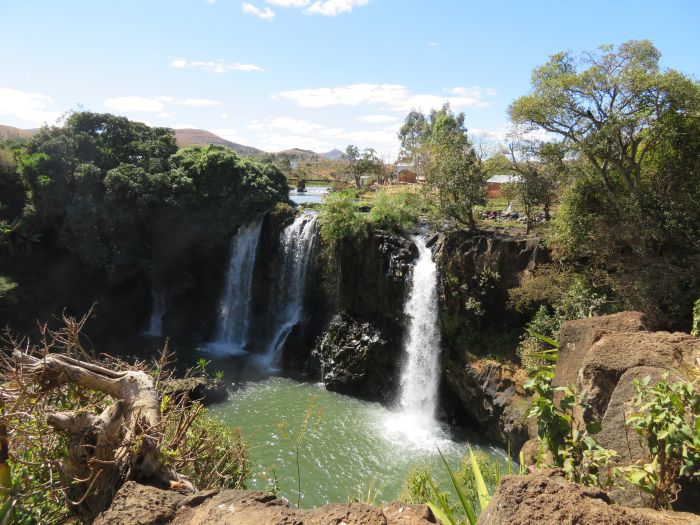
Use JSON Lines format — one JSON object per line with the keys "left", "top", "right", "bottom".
{"left": 143, "top": 287, "right": 166, "bottom": 337}
{"left": 207, "top": 218, "right": 263, "bottom": 355}
{"left": 383, "top": 234, "right": 444, "bottom": 447}
{"left": 264, "top": 213, "right": 318, "bottom": 366}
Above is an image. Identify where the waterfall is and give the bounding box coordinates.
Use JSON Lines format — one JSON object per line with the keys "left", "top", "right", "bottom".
{"left": 383, "top": 234, "right": 444, "bottom": 447}
{"left": 208, "top": 218, "right": 263, "bottom": 355}
{"left": 398, "top": 234, "right": 441, "bottom": 417}
{"left": 143, "top": 287, "right": 166, "bottom": 337}
{"left": 264, "top": 213, "right": 318, "bottom": 366}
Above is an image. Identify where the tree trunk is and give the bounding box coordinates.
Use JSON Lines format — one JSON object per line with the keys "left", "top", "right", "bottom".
{"left": 467, "top": 208, "right": 476, "bottom": 230}
{"left": 10, "top": 352, "right": 193, "bottom": 523}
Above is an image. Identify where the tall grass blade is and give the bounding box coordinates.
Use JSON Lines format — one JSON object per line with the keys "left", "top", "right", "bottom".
{"left": 437, "top": 447, "right": 478, "bottom": 525}
{"left": 468, "top": 447, "right": 490, "bottom": 512}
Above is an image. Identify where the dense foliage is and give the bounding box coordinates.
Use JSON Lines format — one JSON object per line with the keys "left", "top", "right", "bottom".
{"left": 0, "top": 112, "right": 288, "bottom": 329}
{"left": 510, "top": 40, "right": 700, "bottom": 329}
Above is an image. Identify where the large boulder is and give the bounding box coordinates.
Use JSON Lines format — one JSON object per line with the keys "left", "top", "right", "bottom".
{"left": 531, "top": 312, "right": 700, "bottom": 508}
{"left": 477, "top": 470, "right": 700, "bottom": 525}
{"left": 311, "top": 312, "right": 398, "bottom": 400}
{"left": 95, "top": 482, "right": 437, "bottom": 525}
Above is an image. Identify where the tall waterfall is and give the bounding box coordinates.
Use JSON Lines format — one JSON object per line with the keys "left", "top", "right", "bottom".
{"left": 383, "top": 234, "right": 444, "bottom": 447}
{"left": 264, "top": 213, "right": 318, "bottom": 366}
{"left": 208, "top": 218, "right": 263, "bottom": 355}
{"left": 398, "top": 234, "right": 441, "bottom": 417}
{"left": 143, "top": 287, "right": 166, "bottom": 337}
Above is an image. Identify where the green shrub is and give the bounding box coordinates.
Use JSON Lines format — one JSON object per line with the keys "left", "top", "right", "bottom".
{"left": 319, "top": 191, "right": 367, "bottom": 245}
{"left": 368, "top": 190, "right": 419, "bottom": 232}
{"left": 623, "top": 375, "right": 700, "bottom": 509}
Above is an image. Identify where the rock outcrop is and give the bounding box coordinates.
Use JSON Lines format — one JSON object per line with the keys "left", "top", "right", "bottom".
{"left": 522, "top": 311, "right": 700, "bottom": 509}
{"left": 95, "top": 481, "right": 437, "bottom": 525}
{"left": 477, "top": 470, "right": 700, "bottom": 525}
{"left": 442, "top": 356, "right": 529, "bottom": 451}
{"left": 311, "top": 313, "right": 396, "bottom": 399}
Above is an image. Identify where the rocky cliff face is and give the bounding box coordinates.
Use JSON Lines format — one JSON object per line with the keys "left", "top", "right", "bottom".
{"left": 433, "top": 229, "right": 543, "bottom": 450}
{"left": 478, "top": 469, "right": 700, "bottom": 525}
{"left": 308, "top": 232, "right": 417, "bottom": 396}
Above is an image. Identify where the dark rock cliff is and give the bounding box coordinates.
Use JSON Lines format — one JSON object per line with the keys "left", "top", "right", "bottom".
{"left": 433, "top": 229, "right": 545, "bottom": 450}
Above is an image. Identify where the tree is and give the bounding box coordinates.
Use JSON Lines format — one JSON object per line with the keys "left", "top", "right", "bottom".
{"left": 343, "top": 145, "right": 382, "bottom": 188}
{"left": 424, "top": 106, "right": 487, "bottom": 229}
{"left": 398, "top": 110, "right": 430, "bottom": 177}
{"left": 509, "top": 40, "right": 700, "bottom": 198}
{"left": 505, "top": 135, "right": 567, "bottom": 231}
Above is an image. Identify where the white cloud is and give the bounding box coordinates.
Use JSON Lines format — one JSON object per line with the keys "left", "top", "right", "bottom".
{"left": 103, "top": 96, "right": 220, "bottom": 113}
{"left": 242, "top": 3, "right": 276, "bottom": 19}
{"left": 104, "top": 96, "right": 173, "bottom": 112}
{"left": 274, "top": 83, "right": 494, "bottom": 112}
{"left": 428, "top": 41, "right": 438, "bottom": 47}
{"left": 177, "top": 98, "right": 221, "bottom": 107}
{"left": 264, "top": 0, "right": 368, "bottom": 16}
{"left": 220, "top": 112, "right": 229, "bottom": 119}
{"left": 206, "top": 0, "right": 216, "bottom": 4}
{"left": 0, "top": 87, "right": 62, "bottom": 126}
{"left": 266, "top": 0, "right": 309, "bottom": 6}
{"left": 357, "top": 114, "right": 399, "bottom": 123}
{"left": 170, "top": 57, "right": 264, "bottom": 73}
{"left": 246, "top": 115, "right": 399, "bottom": 156}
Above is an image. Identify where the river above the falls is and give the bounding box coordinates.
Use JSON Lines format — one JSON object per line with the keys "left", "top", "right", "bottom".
{"left": 191, "top": 352, "right": 507, "bottom": 508}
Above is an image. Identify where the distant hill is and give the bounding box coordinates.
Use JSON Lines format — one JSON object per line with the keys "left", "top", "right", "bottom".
{"left": 322, "top": 148, "right": 344, "bottom": 160}
{"left": 174, "top": 128, "right": 263, "bottom": 157}
{"left": 276, "top": 148, "right": 323, "bottom": 159}
{"left": 1, "top": 124, "right": 344, "bottom": 162}
{"left": 0, "top": 125, "right": 37, "bottom": 141}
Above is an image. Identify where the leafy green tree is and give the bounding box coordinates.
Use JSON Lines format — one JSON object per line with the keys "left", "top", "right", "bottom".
{"left": 509, "top": 40, "right": 699, "bottom": 199}
{"left": 425, "top": 107, "right": 487, "bottom": 229}
{"left": 505, "top": 137, "right": 567, "bottom": 231}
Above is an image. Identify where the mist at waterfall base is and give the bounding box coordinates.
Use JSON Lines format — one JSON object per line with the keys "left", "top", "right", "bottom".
{"left": 141, "top": 216, "right": 505, "bottom": 507}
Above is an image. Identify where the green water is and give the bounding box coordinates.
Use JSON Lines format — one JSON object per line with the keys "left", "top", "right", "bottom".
{"left": 210, "top": 365, "right": 506, "bottom": 507}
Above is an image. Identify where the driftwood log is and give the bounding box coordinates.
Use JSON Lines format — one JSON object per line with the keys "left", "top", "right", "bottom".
{"left": 10, "top": 351, "right": 193, "bottom": 523}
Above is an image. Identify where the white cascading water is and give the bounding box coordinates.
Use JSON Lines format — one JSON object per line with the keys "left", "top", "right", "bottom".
{"left": 264, "top": 213, "right": 318, "bottom": 366}
{"left": 207, "top": 218, "right": 263, "bottom": 355}
{"left": 143, "top": 287, "right": 166, "bottom": 337}
{"left": 383, "top": 234, "right": 445, "bottom": 448}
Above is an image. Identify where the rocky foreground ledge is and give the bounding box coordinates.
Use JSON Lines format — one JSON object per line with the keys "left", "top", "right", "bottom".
{"left": 96, "top": 474, "right": 700, "bottom": 525}
{"left": 94, "top": 482, "right": 437, "bottom": 525}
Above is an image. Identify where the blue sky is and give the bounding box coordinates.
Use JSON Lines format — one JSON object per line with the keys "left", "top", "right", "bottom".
{"left": 2, "top": 0, "right": 699, "bottom": 158}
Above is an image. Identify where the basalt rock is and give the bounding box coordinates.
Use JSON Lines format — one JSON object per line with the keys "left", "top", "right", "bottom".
{"left": 161, "top": 376, "right": 228, "bottom": 405}
{"left": 95, "top": 481, "right": 437, "bottom": 525}
{"left": 442, "top": 355, "right": 529, "bottom": 451}
{"left": 477, "top": 469, "right": 700, "bottom": 525}
{"left": 433, "top": 228, "right": 543, "bottom": 451}
{"left": 311, "top": 312, "right": 397, "bottom": 400}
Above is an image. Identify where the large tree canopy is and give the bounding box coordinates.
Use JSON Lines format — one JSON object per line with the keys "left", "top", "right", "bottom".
{"left": 509, "top": 40, "right": 700, "bottom": 196}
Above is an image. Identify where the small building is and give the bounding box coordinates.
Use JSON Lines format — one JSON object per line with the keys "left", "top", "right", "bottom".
{"left": 359, "top": 175, "right": 376, "bottom": 186}
{"left": 395, "top": 163, "right": 417, "bottom": 183}
{"left": 487, "top": 174, "right": 519, "bottom": 198}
